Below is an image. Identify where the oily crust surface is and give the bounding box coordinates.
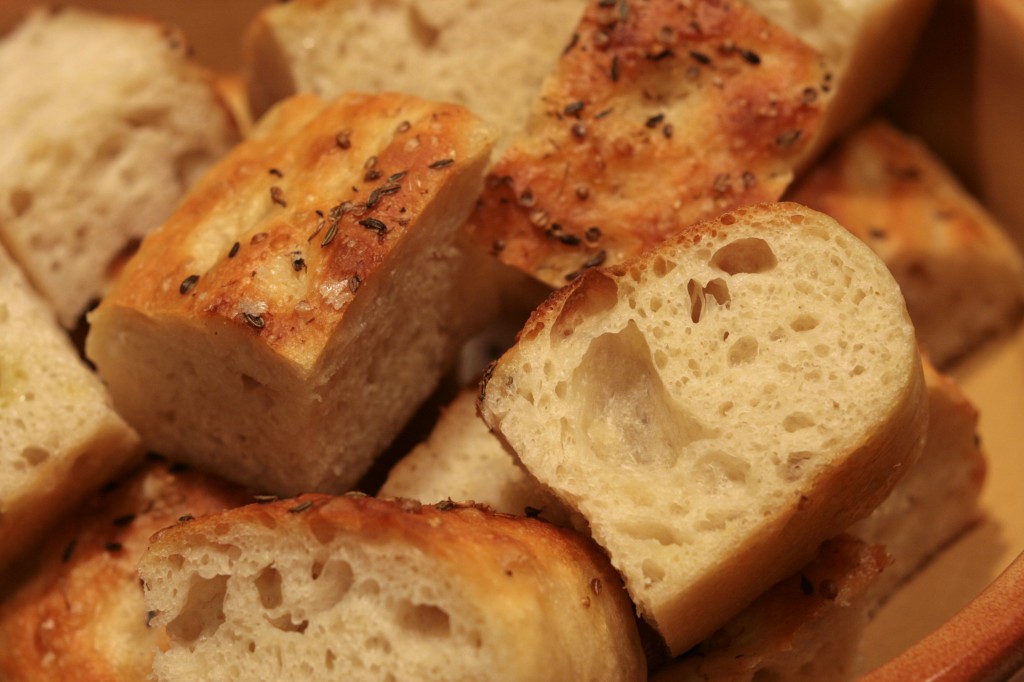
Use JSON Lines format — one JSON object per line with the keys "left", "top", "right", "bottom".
{"left": 140, "top": 494, "right": 647, "bottom": 681}
{"left": 0, "top": 460, "right": 250, "bottom": 682}
{"left": 94, "top": 91, "right": 494, "bottom": 371}
{"left": 469, "top": 0, "right": 833, "bottom": 287}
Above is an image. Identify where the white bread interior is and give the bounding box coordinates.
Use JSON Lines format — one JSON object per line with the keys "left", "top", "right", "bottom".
{"left": 242, "top": 0, "right": 585, "bottom": 138}
{"left": 479, "top": 201, "right": 928, "bottom": 655}
{"left": 0, "top": 245, "right": 141, "bottom": 572}
{"left": 0, "top": 7, "right": 239, "bottom": 327}
{"left": 138, "top": 494, "right": 647, "bottom": 682}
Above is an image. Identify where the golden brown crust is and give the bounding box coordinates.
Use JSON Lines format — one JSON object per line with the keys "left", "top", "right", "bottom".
{"left": 468, "top": 0, "right": 832, "bottom": 286}
{"left": 788, "top": 118, "right": 1024, "bottom": 365}
{"left": 101, "top": 92, "right": 494, "bottom": 370}
{"left": 0, "top": 461, "right": 250, "bottom": 682}
{"left": 658, "top": 536, "right": 889, "bottom": 680}
{"left": 142, "top": 493, "right": 648, "bottom": 680}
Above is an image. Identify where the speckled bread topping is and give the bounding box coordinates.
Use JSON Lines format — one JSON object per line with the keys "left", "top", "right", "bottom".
{"left": 87, "top": 92, "right": 498, "bottom": 495}
{"left": 468, "top": 0, "right": 833, "bottom": 287}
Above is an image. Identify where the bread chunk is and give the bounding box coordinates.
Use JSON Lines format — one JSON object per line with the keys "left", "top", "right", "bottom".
{"left": 788, "top": 118, "right": 1024, "bottom": 366}
{"left": 0, "top": 460, "right": 250, "bottom": 682}
{"left": 138, "top": 494, "right": 647, "bottom": 682}
{"left": 654, "top": 536, "right": 890, "bottom": 682}
{"left": 746, "top": 0, "right": 936, "bottom": 165}
{"left": 479, "top": 202, "right": 927, "bottom": 654}
{"left": 468, "top": 0, "right": 834, "bottom": 287}
{"left": 242, "top": 0, "right": 586, "bottom": 135}
{"left": 380, "top": 387, "right": 576, "bottom": 528}
{"left": 0, "top": 7, "right": 239, "bottom": 327}
{"left": 86, "top": 92, "right": 497, "bottom": 495}
{"left": 0, "top": 246, "right": 141, "bottom": 572}
{"left": 850, "top": 358, "right": 986, "bottom": 598}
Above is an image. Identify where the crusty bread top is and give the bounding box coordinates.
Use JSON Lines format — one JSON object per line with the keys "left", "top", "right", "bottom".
{"left": 0, "top": 459, "right": 250, "bottom": 682}
{"left": 91, "top": 92, "right": 495, "bottom": 372}
{"left": 788, "top": 118, "right": 1024, "bottom": 366}
{"left": 140, "top": 493, "right": 647, "bottom": 681}
{"left": 468, "top": 0, "right": 833, "bottom": 287}
{"left": 479, "top": 201, "right": 927, "bottom": 654}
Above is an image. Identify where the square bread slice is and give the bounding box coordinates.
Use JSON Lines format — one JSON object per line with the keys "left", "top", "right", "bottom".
{"left": 0, "top": 459, "right": 250, "bottom": 681}
{"left": 138, "top": 494, "right": 648, "bottom": 682}
{"left": 0, "top": 7, "right": 240, "bottom": 328}
{"left": 242, "top": 0, "right": 586, "bottom": 137}
{"left": 0, "top": 246, "right": 141, "bottom": 572}
{"left": 478, "top": 202, "right": 928, "bottom": 655}
{"left": 787, "top": 118, "right": 1024, "bottom": 366}
{"left": 467, "top": 0, "right": 835, "bottom": 288}
{"left": 86, "top": 92, "right": 498, "bottom": 496}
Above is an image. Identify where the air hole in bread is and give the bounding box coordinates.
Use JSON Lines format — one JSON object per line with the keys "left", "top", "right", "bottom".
{"left": 727, "top": 335, "right": 759, "bottom": 365}
{"left": 642, "top": 558, "right": 666, "bottom": 586}
{"left": 616, "top": 520, "right": 684, "bottom": 546}
{"left": 710, "top": 237, "right": 778, "bottom": 275}
{"left": 686, "top": 278, "right": 731, "bottom": 323}
{"left": 783, "top": 413, "right": 816, "bottom": 433}
{"left": 790, "top": 313, "right": 819, "bottom": 331}
{"left": 395, "top": 600, "right": 451, "bottom": 638}
{"left": 324, "top": 649, "right": 337, "bottom": 670}
{"left": 778, "top": 451, "right": 813, "bottom": 482}
{"left": 19, "top": 446, "right": 48, "bottom": 466}
{"left": 174, "top": 149, "right": 212, "bottom": 190}
{"left": 254, "top": 565, "right": 283, "bottom": 610}
{"left": 574, "top": 322, "right": 715, "bottom": 467}
{"left": 696, "top": 508, "right": 743, "bottom": 532}
{"left": 8, "top": 188, "right": 32, "bottom": 217}
{"left": 265, "top": 612, "right": 309, "bottom": 634}
{"left": 407, "top": 4, "right": 441, "bottom": 49}
{"left": 166, "top": 574, "right": 229, "bottom": 643}
{"left": 123, "top": 107, "right": 168, "bottom": 129}
{"left": 310, "top": 559, "right": 354, "bottom": 608}
{"left": 693, "top": 451, "right": 750, "bottom": 493}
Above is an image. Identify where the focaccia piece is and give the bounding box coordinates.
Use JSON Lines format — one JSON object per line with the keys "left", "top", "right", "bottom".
{"left": 0, "top": 459, "right": 250, "bottom": 682}
{"left": 86, "top": 92, "right": 497, "bottom": 496}
{"left": 138, "top": 494, "right": 647, "bottom": 682}
{"left": 468, "top": 0, "right": 833, "bottom": 287}
{"left": 379, "top": 387, "right": 576, "bottom": 528}
{"left": 479, "top": 202, "right": 927, "bottom": 654}
{"left": 0, "top": 245, "right": 141, "bottom": 572}
{"left": 746, "top": 0, "right": 936, "bottom": 165}
{"left": 654, "top": 536, "right": 889, "bottom": 682}
{"left": 242, "top": 0, "right": 586, "bottom": 137}
{"left": 788, "top": 118, "right": 1024, "bottom": 366}
{"left": 0, "top": 7, "right": 239, "bottom": 327}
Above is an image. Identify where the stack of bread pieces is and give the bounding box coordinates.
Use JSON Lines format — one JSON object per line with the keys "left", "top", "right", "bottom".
{"left": 0, "top": 1, "right": 1019, "bottom": 681}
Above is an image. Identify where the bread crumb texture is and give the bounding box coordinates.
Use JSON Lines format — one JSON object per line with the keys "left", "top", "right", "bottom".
{"left": 139, "top": 494, "right": 646, "bottom": 682}
{"left": 0, "top": 7, "right": 238, "bottom": 327}
{"left": 480, "top": 202, "right": 927, "bottom": 654}
{"left": 0, "top": 246, "right": 140, "bottom": 571}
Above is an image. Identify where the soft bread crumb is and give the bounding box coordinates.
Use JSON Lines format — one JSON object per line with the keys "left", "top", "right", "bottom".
{"left": 480, "top": 202, "right": 928, "bottom": 655}
{"left": 0, "top": 7, "right": 239, "bottom": 327}
{"left": 139, "top": 495, "right": 647, "bottom": 682}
